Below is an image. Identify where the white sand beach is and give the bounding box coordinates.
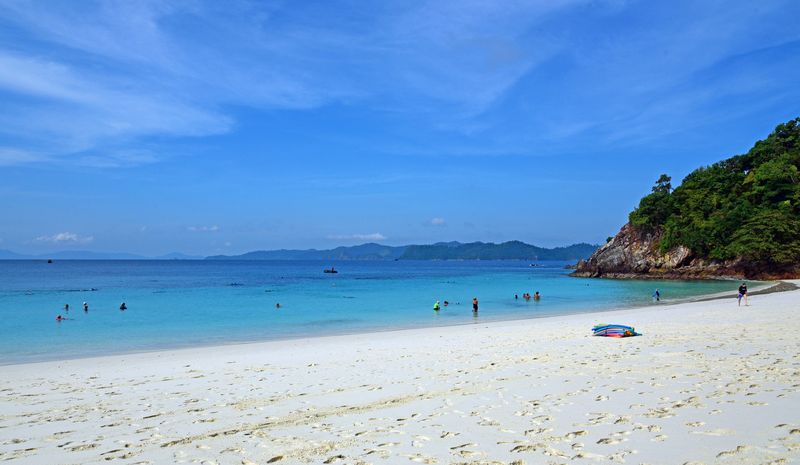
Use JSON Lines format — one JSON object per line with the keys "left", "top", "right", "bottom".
{"left": 1, "top": 283, "right": 799, "bottom": 465}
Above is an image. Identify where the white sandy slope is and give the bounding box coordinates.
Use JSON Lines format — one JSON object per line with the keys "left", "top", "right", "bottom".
{"left": 1, "top": 284, "right": 799, "bottom": 465}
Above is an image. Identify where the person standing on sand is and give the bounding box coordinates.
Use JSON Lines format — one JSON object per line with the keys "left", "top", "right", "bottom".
{"left": 472, "top": 297, "right": 478, "bottom": 314}
{"left": 738, "top": 283, "right": 748, "bottom": 306}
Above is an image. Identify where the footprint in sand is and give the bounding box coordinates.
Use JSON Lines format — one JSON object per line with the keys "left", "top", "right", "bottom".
{"left": 597, "top": 437, "right": 623, "bottom": 445}
{"left": 564, "top": 431, "right": 587, "bottom": 440}
{"left": 716, "top": 445, "right": 750, "bottom": 458}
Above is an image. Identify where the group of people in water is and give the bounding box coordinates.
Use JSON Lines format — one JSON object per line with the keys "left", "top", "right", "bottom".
{"left": 56, "top": 301, "right": 127, "bottom": 321}
{"left": 516, "top": 292, "right": 540, "bottom": 301}
{"left": 432, "top": 299, "right": 477, "bottom": 313}
{"left": 433, "top": 292, "right": 542, "bottom": 315}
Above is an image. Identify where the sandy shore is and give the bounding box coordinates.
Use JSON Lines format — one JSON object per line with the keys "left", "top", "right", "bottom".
{"left": 2, "top": 283, "right": 799, "bottom": 465}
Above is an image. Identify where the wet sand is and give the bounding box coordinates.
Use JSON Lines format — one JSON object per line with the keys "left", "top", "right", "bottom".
{"left": 1, "top": 281, "right": 799, "bottom": 464}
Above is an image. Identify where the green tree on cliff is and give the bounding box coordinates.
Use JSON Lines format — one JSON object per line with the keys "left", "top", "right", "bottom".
{"left": 628, "top": 117, "right": 800, "bottom": 271}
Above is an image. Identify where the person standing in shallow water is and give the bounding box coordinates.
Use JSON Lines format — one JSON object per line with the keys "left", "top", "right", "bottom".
{"left": 653, "top": 289, "right": 660, "bottom": 302}
{"left": 472, "top": 297, "right": 478, "bottom": 314}
{"left": 738, "top": 283, "right": 748, "bottom": 306}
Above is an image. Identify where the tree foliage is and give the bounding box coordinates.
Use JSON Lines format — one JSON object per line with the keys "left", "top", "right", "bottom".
{"left": 628, "top": 117, "right": 800, "bottom": 268}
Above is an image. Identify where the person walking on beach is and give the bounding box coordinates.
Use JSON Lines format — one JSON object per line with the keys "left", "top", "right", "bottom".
{"left": 653, "top": 289, "right": 660, "bottom": 302}
{"left": 738, "top": 283, "right": 748, "bottom": 306}
{"left": 472, "top": 297, "right": 479, "bottom": 314}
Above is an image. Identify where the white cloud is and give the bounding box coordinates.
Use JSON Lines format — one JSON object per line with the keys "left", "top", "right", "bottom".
{"left": 0, "top": 0, "right": 797, "bottom": 166}
{"left": 0, "top": 147, "right": 46, "bottom": 165}
{"left": 35, "top": 232, "right": 94, "bottom": 243}
{"left": 327, "top": 233, "right": 387, "bottom": 241}
{"left": 430, "top": 217, "right": 446, "bottom": 226}
{"left": 187, "top": 225, "right": 220, "bottom": 232}
{"left": 0, "top": 0, "right": 584, "bottom": 166}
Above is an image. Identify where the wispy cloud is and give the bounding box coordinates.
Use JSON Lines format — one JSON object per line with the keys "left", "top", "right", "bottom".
{"left": 327, "top": 233, "right": 387, "bottom": 241}
{"left": 35, "top": 232, "right": 94, "bottom": 243}
{"left": 0, "top": 0, "right": 584, "bottom": 165}
{"left": 187, "top": 225, "right": 220, "bottom": 232}
{"left": 0, "top": 0, "right": 797, "bottom": 166}
{"left": 429, "top": 217, "right": 446, "bottom": 226}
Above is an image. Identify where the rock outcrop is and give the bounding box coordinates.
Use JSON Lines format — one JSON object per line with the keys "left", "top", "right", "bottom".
{"left": 571, "top": 223, "right": 798, "bottom": 280}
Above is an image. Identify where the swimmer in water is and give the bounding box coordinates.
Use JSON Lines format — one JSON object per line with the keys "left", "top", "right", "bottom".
{"left": 276, "top": 303, "right": 281, "bottom": 309}
{"left": 533, "top": 291, "right": 540, "bottom": 301}
{"left": 443, "top": 300, "right": 449, "bottom": 307}
{"left": 119, "top": 302, "right": 127, "bottom": 311}
{"left": 64, "top": 303, "right": 69, "bottom": 312}
{"left": 472, "top": 297, "right": 478, "bottom": 313}
{"left": 83, "top": 302, "right": 89, "bottom": 312}
{"left": 433, "top": 301, "right": 440, "bottom": 311}
{"left": 56, "top": 314, "right": 64, "bottom": 321}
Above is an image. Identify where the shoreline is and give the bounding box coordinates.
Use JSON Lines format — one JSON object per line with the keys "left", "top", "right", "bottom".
{"left": 0, "top": 279, "right": 788, "bottom": 368}
{"left": 2, "top": 280, "right": 798, "bottom": 464}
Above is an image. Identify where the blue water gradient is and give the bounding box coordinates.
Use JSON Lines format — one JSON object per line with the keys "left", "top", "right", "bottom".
{"left": 0, "top": 260, "right": 744, "bottom": 364}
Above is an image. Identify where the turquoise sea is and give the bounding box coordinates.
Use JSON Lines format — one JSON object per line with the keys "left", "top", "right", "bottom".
{"left": 0, "top": 260, "right": 743, "bottom": 364}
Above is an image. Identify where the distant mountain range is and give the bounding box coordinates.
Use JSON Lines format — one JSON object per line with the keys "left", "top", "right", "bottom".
{"left": 0, "top": 241, "right": 599, "bottom": 261}
{"left": 206, "top": 241, "right": 599, "bottom": 261}
{"left": 0, "top": 250, "right": 203, "bottom": 260}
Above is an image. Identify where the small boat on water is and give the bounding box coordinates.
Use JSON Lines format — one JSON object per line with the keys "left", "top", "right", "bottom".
{"left": 592, "top": 324, "right": 638, "bottom": 338}
{"left": 324, "top": 267, "right": 338, "bottom": 274}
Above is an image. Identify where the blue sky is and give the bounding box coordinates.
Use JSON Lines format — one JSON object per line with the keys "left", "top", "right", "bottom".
{"left": 1, "top": 0, "right": 799, "bottom": 255}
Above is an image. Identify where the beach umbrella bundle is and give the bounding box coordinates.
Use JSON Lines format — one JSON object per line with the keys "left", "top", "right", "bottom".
{"left": 592, "top": 324, "right": 639, "bottom": 338}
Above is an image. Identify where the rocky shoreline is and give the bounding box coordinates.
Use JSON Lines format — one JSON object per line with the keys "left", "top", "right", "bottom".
{"left": 571, "top": 223, "right": 799, "bottom": 280}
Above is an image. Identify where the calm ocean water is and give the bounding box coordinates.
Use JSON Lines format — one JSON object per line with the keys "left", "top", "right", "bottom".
{"left": 0, "top": 260, "right": 742, "bottom": 364}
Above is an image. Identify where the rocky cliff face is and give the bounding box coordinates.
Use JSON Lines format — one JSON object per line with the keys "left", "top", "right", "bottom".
{"left": 570, "top": 223, "right": 794, "bottom": 279}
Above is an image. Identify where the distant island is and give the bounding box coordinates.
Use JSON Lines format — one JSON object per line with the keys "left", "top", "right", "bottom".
{"left": 0, "top": 250, "right": 204, "bottom": 260}
{"left": 573, "top": 117, "right": 800, "bottom": 280}
{"left": 0, "top": 241, "right": 598, "bottom": 261}
{"left": 207, "top": 241, "right": 599, "bottom": 261}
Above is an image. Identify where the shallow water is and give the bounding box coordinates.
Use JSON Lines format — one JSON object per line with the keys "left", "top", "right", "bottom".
{"left": 0, "top": 260, "right": 744, "bottom": 364}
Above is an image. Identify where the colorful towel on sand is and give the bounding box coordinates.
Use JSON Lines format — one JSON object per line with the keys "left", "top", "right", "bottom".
{"left": 592, "top": 324, "right": 639, "bottom": 338}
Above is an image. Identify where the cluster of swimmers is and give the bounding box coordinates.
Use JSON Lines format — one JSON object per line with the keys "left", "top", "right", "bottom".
{"left": 56, "top": 301, "right": 127, "bottom": 321}
{"left": 435, "top": 294, "right": 541, "bottom": 314}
